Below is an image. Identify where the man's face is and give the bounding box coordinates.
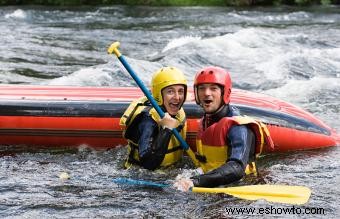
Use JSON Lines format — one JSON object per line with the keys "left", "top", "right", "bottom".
{"left": 197, "top": 83, "right": 223, "bottom": 114}
{"left": 162, "top": 84, "right": 185, "bottom": 116}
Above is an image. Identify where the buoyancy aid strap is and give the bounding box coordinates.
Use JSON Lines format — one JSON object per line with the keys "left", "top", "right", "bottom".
{"left": 232, "top": 117, "right": 260, "bottom": 176}
{"left": 194, "top": 137, "right": 205, "bottom": 165}
{"left": 184, "top": 148, "right": 200, "bottom": 167}
{"left": 124, "top": 140, "right": 140, "bottom": 168}
{"left": 175, "top": 117, "right": 186, "bottom": 133}
{"left": 259, "top": 122, "right": 275, "bottom": 152}
{"left": 120, "top": 96, "right": 149, "bottom": 127}
{"left": 195, "top": 153, "right": 207, "bottom": 163}
{"left": 128, "top": 139, "right": 182, "bottom": 155}
{"left": 232, "top": 115, "right": 273, "bottom": 156}
{"left": 125, "top": 141, "right": 183, "bottom": 168}
{"left": 149, "top": 107, "right": 186, "bottom": 126}
{"left": 245, "top": 161, "right": 258, "bottom": 176}
{"left": 167, "top": 145, "right": 182, "bottom": 153}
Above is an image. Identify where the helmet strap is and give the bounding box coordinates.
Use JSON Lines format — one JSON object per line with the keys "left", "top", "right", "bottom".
{"left": 218, "top": 85, "right": 225, "bottom": 103}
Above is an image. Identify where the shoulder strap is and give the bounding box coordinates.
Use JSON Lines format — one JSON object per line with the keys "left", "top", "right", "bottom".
{"left": 120, "top": 96, "right": 150, "bottom": 127}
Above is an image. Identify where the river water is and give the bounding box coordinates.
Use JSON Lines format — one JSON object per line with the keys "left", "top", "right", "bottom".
{"left": 0, "top": 5, "right": 340, "bottom": 218}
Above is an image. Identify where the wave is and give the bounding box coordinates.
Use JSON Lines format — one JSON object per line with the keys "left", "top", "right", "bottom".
{"left": 4, "top": 9, "right": 26, "bottom": 19}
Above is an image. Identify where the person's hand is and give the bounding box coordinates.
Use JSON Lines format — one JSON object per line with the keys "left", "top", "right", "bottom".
{"left": 158, "top": 113, "right": 179, "bottom": 129}
{"left": 173, "top": 178, "right": 194, "bottom": 192}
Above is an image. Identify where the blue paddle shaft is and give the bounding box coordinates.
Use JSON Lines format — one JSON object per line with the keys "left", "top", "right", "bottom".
{"left": 118, "top": 56, "right": 164, "bottom": 117}
{"left": 113, "top": 178, "right": 169, "bottom": 188}
{"left": 117, "top": 55, "right": 189, "bottom": 150}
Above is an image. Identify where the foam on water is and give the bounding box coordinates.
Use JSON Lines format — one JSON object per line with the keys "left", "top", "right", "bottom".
{"left": 264, "top": 77, "right": 340, "bottom": 103}
{"left": 47, "top": 58, "right": 161, "bottom": 87}
{"left": 162, "top": 36, "right": 201, "bottom": 53}
{"left": 4, "top": 9, "right": 26, "bottom": 19}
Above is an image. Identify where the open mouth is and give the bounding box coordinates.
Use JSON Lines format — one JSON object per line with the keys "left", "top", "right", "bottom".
{"left": 169, "top": 103, "right": 180, "bottom": 109}
{"left": 203, "top": 100, "right": 213, "bottom": 105}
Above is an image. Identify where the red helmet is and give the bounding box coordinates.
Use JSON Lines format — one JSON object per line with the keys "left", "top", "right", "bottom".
{"left": 194, "top": 66, "right": 232, "bottom": 104}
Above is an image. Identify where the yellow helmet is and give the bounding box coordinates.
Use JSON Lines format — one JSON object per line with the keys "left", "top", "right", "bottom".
{"left": 151, "top": 67, "right": 187, "bottom": 105}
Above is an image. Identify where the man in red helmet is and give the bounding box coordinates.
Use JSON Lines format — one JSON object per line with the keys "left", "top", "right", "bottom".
{"left": 174, "top": 66, "right": 272, "bottom": 190}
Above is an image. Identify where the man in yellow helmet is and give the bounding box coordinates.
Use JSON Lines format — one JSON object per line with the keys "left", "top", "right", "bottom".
{"left": 120, "top": 67, "right": 188, "bottom": 170}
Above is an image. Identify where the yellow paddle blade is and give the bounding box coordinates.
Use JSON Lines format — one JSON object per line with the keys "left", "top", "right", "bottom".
{"left": 191, "top": 185, "right": 311, "bottom": 205}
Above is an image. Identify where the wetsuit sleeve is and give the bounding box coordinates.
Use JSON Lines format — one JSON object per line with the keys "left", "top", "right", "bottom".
{"left": 191, "top": 125, "right": 255, "bottom": 187}
{"left": 138, "top": 115, "right": 173, "bottom": 170}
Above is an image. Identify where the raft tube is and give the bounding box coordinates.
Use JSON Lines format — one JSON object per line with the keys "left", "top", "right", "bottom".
{"left": 0, "top": 85, "right": 339, "bottom": 152}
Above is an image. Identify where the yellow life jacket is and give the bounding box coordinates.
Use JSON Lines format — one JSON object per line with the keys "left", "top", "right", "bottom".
{"left": 194, "top": 115, "right": 273, "bottom": 175}
{"left": 120, "top": 96, "right": 187, "bottom": 168}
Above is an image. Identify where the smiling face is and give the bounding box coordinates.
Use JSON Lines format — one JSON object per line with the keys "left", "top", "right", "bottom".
{"left": 161, "top": 84, "right": 186, "bottom": 116}
{"left": 197, "top": 83, "right": 223, "bottom": 114}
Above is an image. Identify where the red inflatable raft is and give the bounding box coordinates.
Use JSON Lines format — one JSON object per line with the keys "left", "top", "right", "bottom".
{"left": 0, "top": 85, "right": 339, "bottom": 152}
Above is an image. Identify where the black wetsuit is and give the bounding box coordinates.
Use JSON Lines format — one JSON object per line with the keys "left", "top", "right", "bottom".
{"left": 124, "top": 108, "right": 182, "bottom": 170}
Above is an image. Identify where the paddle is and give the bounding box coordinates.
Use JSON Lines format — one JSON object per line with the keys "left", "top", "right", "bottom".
{"left": 191, "top": 185, "right": 311, "bottom": 205}
{"left": 112, "top": 178, "right": 311, "bottom": 205}
{"left": 108, "top": 42, "right": 312, "bottom": 205}
{"left": 107, "top": 41, "right": 198, "bottom": 166}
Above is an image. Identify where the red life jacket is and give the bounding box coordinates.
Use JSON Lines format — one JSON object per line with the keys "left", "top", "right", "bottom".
{"left": 194, "top": 115, "right": 273, "bottom": 174}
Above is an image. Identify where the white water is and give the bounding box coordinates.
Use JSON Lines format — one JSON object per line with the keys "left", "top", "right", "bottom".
{"left": 1, "top": 5, "right": 340, "bottom": 219}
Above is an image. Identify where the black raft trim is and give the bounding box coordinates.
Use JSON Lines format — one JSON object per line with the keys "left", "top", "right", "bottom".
{"left": 0, "top": 100, "right": 330, "bottom": 135}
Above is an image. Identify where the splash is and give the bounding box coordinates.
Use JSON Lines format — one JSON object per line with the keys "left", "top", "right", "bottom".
{"left": 47, "top": 67, "right": 115, "bottom": 86}
{"left": 46, "top": 58, "right": 162, "bottom": 87}
{"left": 162, "top": 36, "right": 201, "bottom": 53}
{"left": 5, "top": 9, "right": 26, "bottom": 19}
